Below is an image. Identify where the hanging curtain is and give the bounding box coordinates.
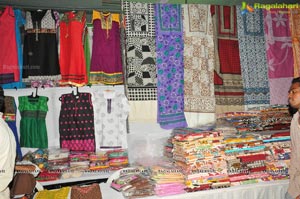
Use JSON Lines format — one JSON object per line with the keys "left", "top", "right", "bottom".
{"left": 211, "top": 5, "right": 244, "bottom": 114}
{"left": 236, "top": 6, "right": 270, "bottom": 109}
{"left": 155, "top": 3, "right": 187, "bottom": 129}
{"left": 263, "top": 9, "right": 293, "bottom": 105}
{"left": 182, "top": 4, "right": 216, "bottom": 113}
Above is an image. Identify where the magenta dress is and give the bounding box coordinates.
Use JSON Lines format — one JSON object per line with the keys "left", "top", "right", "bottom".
{"left": 90, "top": 11, "right": 123, "bottom": 85}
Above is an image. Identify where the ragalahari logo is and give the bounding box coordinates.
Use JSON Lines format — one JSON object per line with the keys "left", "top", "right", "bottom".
{"left": 241, "top": 2, "right": 254, "bottom": 15}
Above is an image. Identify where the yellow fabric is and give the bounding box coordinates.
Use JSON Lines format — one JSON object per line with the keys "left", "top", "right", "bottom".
{"left": 92, "top": 10, "right": 120, "bottom": 24}
{"left": 35, "top": 187, "right": 71, "bottom": 199}
{"left": 92, "top": 10, "right": 120, "bottom": 38}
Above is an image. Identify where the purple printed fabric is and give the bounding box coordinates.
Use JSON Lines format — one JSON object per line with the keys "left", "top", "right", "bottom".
{"left": 263, "top": 9, "right": 293, "bottom": 105}
{"left": 155, "top": 4, "right": 187, "bottom": 129}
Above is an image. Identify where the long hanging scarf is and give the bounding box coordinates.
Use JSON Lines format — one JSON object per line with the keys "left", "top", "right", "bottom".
{"left": 182, "top": 4, "right": 215, "bottom": 113}
{"left": 211, "top": 5, "right": 244, "bottom": 114}
{"left": 155, "top": 4, "right": 187, "bottom": 129}
{"left": 263, "top": 9, "right": 293, "bottom": 105}
{"left": 236, "top": 6, "right": 270, "bottom": 109}
{"left": 289, "top": 8, "right": 300, "bottom": 77}
{"left": 123, "top": 1, "right": 157, "bottom": 101}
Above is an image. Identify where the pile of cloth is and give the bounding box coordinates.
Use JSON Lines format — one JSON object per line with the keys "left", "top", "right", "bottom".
{"left": 169, "top": 128, "right": 229, "bottom": 191}
{"left": 216, "top": 105, "right": 291, "bottom": 133}
{"left": 150, "top": 164, "right": 186, "bottom": 196}
{"left": 263, "top": 131, "right": 291, "bottom": 180}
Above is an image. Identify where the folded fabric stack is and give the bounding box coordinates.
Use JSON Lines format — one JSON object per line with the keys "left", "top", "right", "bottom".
{"left": 22, "top": 149, "right": 61, "bottom": 182}
{"left": 111, "top": 173, "right": 155, "bottom": 198}
{"left": 69, "top": 151, "right": 90, "bottom": 171}
{"left": 217, "top": 111, "right": 260, "bottom": 133}
{"left": 163, "top": 137, "right": 173, "bottom": 159}
{"left": 263, "top": 131, "right": 291, "bottom": 180}
{"left": 107, "top": 149, "right": 129, "bottom": 170}
{"left": 224, "top": 133, "right": 270, "bottom": 185}
{"left": 184, "top": 171, "right": 230, "bottom": 192}
{"left": 151, "top": 165, "right": 186, "bottom": 196}
{"left": 217, "top": 105, "right": 291, "bottom": 133}
{"left": 170, "top": 128, "right": 228, "bottom": 191}
{"left": 47, "top": 148, "right": 70, "bottom": 171}
{"left": 30, "top": 148, "right": 49, "bottom": 170}
{"left": 89, "top": 151, "right": 109, "bottom": 171}
{"left": 258, "top": 105, "right": 291, "bottom": 131}
{"left": 36, "top": 169, "right": 61, "bottom": 182}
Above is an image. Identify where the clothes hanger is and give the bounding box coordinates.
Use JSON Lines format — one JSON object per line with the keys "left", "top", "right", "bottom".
{"left": 72, "top": 86, "right": 80, "bottom": 98}
{"left": 30, "top": 87, "right": 39, "bottom": 98}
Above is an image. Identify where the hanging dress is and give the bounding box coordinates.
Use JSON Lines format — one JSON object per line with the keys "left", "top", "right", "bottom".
{"left": 23, "top": 10, "right": 60, "bottom": 87}
{"left": 92, "top": 89, "right": 129, "bottom": 149}
{"left": 90, "top": 10, "right": 123, "bottom": 85}
{"left": 59, "top": 92, "right": 95, "bottom": 152}
{"left": 59, "top": 11, "right": 88, "bottom": 86}
{"left": 18, "top": 96, "right": 48, "bottom": 148}
{"left": 0, "top": 6, "right": 19, "bottom": 84}
{"left": 2, "top": 9, "right": 26, "bottom": 89}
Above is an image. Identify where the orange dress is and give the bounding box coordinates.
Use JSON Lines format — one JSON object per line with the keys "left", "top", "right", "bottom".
{"left": 59, "top": 11, "right": 87, "bottom": 86}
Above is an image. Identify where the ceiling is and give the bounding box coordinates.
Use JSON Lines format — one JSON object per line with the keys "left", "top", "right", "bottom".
{"left": 0, "top": 0, "right": 122, "bottom": 12}
{"left": 0, "top": 0, "right": 299, "bottom": 13}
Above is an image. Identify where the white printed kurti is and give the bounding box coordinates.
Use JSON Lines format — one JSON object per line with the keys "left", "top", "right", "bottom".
{"left": 93, "top": 89, "right": 130, "bottom": 149}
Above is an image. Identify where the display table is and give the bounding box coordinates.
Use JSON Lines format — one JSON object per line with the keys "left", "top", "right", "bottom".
{"left": 100, "top": 180, "right": 289, "bottom": 199}
{"left": 34, "top": 179, "right": 289, "bottom": 198}
{"left": 38, "top": 171, "right": 113, "bottom": 186}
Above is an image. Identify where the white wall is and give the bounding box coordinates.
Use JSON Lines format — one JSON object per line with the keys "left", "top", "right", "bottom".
{"left": 4, "top": 85, "right": 215, "bottom": 163}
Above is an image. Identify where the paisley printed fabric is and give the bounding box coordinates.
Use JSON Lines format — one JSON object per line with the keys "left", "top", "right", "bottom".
{"left": 183, "top": 4, "right": 215, "bottom": 113}
{"left": 155, "top": 4, "right": 187, "bottom": 129}
{"left": 236, "top": 6, "right": 270, "bottom": 108}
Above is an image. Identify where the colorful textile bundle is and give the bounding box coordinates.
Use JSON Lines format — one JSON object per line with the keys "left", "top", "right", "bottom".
{"left": 151, "top": 165, "right": 186, "bottom": 196}
{"left": 185, "top": 172, "right": 230, "bottom": 192}
{"left": 172, "top": 129, "right": 225, "bottom": 172}
{"left": 107, "top": 149, "right": 129, "bottom": 170}
{"left": 69, "top": 151, "right": 90, "bottom": 171}
{"left": 155, "top": 182, "right": 186, "bottom": 196}
{"left": 223, "top": 133, "right": 269, "bottom": 184}
{"left": 111, "top": 173, "right": 155, "bottom": 198}
{"left": 217, "top": 105, "right": 291, "bottom": 133}
{"left": 89, "top": 151, "right": 109, "bottom": 171}
{"left": 47, "top": 148, "right": 70, "bottom": 171}
{"left": 263, "top": 132, "right": 291, "bottom": 180}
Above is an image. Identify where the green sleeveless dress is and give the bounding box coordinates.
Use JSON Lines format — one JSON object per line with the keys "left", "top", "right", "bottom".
{"left": 18, "top": 96, "right": 48, "bottom": 148}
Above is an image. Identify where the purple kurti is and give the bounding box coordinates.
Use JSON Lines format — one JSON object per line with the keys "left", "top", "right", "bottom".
{"left": 90, "top": 11, "right": 123, "bottom": 85}
{"left": 155, "top": 4, "right": 187, "bottom": 129}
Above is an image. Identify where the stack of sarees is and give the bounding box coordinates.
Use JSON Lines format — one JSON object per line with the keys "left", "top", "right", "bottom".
{"left": 263, "top": 131, "right": 291, "bottom": 180}
{"left": 223, "top": 133, "right": 270, "bottom": 185}
{"left": 170, "top": 128, "right": 229, "bottom": 192}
